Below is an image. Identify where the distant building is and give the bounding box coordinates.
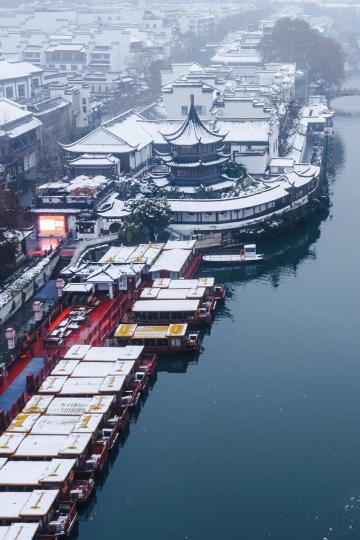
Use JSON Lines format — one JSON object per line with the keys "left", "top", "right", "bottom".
{"left": 0, "top": 59, "right": 43, "bottom": 101}
{"left": 0, "top": 98, "right": 42, "bottom": 186}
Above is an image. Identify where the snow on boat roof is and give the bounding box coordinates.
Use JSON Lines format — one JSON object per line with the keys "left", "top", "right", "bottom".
{"left": 63, "top": 283, "right": 94, "bottom": 293}
{"left": 7, "top": 413, "right": 40, "bottom": 433}
{"left": 0, "top": 523, "right": 39, "bottom": 540}
{"left": 0, "top": 458, "right": 76, "bottom": 486}
{"left": 31, "top": 415, "right": 78, "bottom": 435}
{"left": 15, "top": 434, "right": 91, "bottom": 458}
{"left": 167, "top": 277, "right": 215, "bottom": 288}
{"left": 73, "top": 360, "right": 135, "bottom": 378}
{"left": 115, "top": 324, "right": 188, "bottom": 339}
{"left": 149, "top": 249, "right": 192, "bottom": 273}
{"left": 73, "top": 413, "right": 103, "bottom": 434}
{"left": 38, "top": 376, "right": 67, "bottom": 395}
{"left": 140, "top": 287, "right": 160, "bottom": 299}
{"left": 46, "top": 396, "right": 114, "bottom": 415}
{"left": 83, "top": 346, "right": 143, "bottom": 362}
{"left": 0, "top": 433, "right": 26, "bottom": 456}
{"left": 0, "top": 490, "right": 58, "bottom": 519}
{"left": 157, "top": 287, "right": 205, "bottom": 300}
{"left": 99, "top": 243, "right": 164, "bottom": 266}
{"left": 51, "top": 359, "right": 79, "bottom": 377}
{"left": 23, "top": 395, "right": 53, "bottom": 414}
{"left": 59, "top": 377, "right": 103, "bottom": 396}
{"left": 163, "top": 240, "right": 197, "bottom": 250}
{"left": 46, "top": 397, "right": 91, "bottom": 416}
{"left": 63, "top": 344, "right": 92, "bottom": 360}
{"left": 132, "top": 299, "right": 200, "bottom": 312}
{"left": 86, "top": 395, "right": 115, "bottom": 414}
{"left": 100, "top": 375, "right": 127, "bottom": 394}
{"left": 151, "top": 278, "right": 171, "bottom": 288}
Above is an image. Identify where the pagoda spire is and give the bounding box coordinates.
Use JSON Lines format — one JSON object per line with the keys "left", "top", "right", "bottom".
{"left": 163, "top": 95, "right": 224, "bottom": 146}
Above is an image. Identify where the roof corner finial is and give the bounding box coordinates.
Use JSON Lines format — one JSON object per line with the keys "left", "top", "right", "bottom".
{"left": 190, "top": 94, "right": 195, "bottom": 106}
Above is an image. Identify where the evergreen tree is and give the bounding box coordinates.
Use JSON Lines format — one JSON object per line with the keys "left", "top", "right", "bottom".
{"left": 263, "top": 18, "right": 345, "bottom": 88}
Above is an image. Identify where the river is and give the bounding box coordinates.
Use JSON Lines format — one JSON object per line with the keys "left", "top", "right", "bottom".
{"left": 75, "top": 97, "right": 360, "bottom": 540}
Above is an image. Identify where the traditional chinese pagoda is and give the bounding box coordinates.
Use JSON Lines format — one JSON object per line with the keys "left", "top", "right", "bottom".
{"left": 157, "top": 95, "right": 230, "bottom": 187}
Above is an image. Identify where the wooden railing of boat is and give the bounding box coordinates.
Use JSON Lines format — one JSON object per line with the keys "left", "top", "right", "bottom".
{"left": 69, "top": 470, "right": 95, "bottom": 504}
{"left": 39, "top": 500, "right": 78, "bottom": 538}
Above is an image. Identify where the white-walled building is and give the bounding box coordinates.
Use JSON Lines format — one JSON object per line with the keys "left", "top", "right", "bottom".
{"left": 0, "top": 60, "right": 43, "bottom": 101}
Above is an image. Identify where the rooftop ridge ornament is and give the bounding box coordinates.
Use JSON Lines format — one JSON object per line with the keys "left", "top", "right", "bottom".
{"left": 162, "top": 94, "right": 224, "bottom": 147}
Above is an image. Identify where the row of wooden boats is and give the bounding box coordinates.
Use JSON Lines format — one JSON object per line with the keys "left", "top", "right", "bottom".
{"left": 0, "top": 345, "right": 157, "bottom": 539}
{"left": 115, "top": 276, "right": 226, "bottom": 354}
{"left": 0, "top": 270, "right": 225, "bottom": 538}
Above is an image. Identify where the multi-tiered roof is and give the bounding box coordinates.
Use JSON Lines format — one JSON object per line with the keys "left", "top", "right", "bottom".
{"left": 157, "top": 95, "right": 230, "bottom": 186}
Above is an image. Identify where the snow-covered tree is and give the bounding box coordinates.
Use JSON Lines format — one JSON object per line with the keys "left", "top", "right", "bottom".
{"left": 121, "top": 197, "right": 172, "bottom": 243}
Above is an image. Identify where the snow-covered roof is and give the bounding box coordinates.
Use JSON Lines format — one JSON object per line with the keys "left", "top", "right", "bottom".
{"left": 71, "top": 361, "right": 134, "bottom": 378}
{"left": 0, "top": 433, "right": 26, "bottom": 456}
{"left": 63, "top": 283, "right": 94, "bottom": 293}
{"left": 0, "top": 60, "right": 41, "bottom": 82}
{"left": 0, "top": 458, "right": 75, "bottom": 486}
{"left": 7, "top": 413, "right": 40, "bottom": 433}
{"left": 15, "top": 433, "right": 91, "bottom": 457}
{"left": 132, "top": 299, "right": 200, "bottom": 313}
{"left": 149, "top": 248, "right": 192, "bottom": 273}
{"left": 157, "top": 288, "right": 206, "bottom": 300}
{"left": 31, "top": 414, "right": 78, "bottom": 435}
{"left": 59, "top": 377, "right": 103, "bottom": 396}
{"left": 168, "top": 277, "right": 215, "bottom": 288}
{"left": 164, "top": 239, "right": 196, "bottom": 250}
{"left": 168, "top": 186, "right": 288, "bottom": 213}
{"left": 62, "top": 111, "right": 154, "bottom": 154}
{"left": 83, "top": 346, "right": 143, "bottom": 362}
{"left": 99, "top": 243, "right": 164, "bottom": 265}
{"left": 217, "top": 120, "right": 270, "bottom": 143}
{"left": 69, "top": 153, "right": 120, "bottom": 167}
{"left": 38, "top": 376, "right": 67, "bottom": 395}
{"left": 73, "top": 413, "right": 103, "bottom": 434}
{"left": 23, "top": 395, "right": 53, "bottom": 414}
{"left": 63, "top": 344, "right": 91, "bottom": 360}
{"left": 47, "top": 395, "right": 114, "bottom": 416}
{"left": 163, "top": 95, "right": 224, "bottom": 146}
{"left": 0, "top": 490, "right": 58, "bottom": 519}
{"left": 0, "top": 98, "right": 32, "bottom": 126}
{"left": 0, "top": 523, "right": 39, "bottom": 540}
{"left": 114, "top": 324, "right": 188, "bottom": 339}
{"left": 7, "top": 117, "right": 42, "bottom": 138}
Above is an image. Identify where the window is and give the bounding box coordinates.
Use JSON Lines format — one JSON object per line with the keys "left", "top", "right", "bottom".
{"left": 195, "top": 105, "right": 205, "bottom": 115}
{"left": 5, "top": 86, "right": 13, "bottom": 98}
{"left": 60, "top": 65, "right": 66, "bottom": 71}
{"left": 71, "top": 65, "right": 78, "bottom": 71}
{"left": 181, "top": 106, "right": 188, "bottom": 116}
{"left": 18, "top": 84, "right": 26, "bottom": 98}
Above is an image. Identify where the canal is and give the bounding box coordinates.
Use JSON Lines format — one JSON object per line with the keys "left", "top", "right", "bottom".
{"left": 76, "top": 98, "right": 360, "bottom": 540}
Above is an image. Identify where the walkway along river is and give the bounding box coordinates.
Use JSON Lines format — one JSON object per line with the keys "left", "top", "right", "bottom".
{"left": 75, "top": 98, "right": 360, "bottom": 540}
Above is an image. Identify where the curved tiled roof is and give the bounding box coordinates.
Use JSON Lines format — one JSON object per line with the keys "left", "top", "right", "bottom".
{"left": 163, "top": 95, "right": 224, "bottom": 146}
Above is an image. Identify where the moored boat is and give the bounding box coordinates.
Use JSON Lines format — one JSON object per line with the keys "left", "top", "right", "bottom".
{"left": 123, "top": 299, "right": 215, "bottom": 326}
{"left": 203, "top": 244, "right": 264, "bottom": 265}
{"left": 113, "top": 323, "right": 201, "bottom": 354}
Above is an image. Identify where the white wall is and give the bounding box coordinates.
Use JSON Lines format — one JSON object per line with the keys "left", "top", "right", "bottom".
{"left": 221, "top": 98, "right": 271, "bottom": 120}
{"left": 162, "top": 85, "right": 214, "bottom": 119}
